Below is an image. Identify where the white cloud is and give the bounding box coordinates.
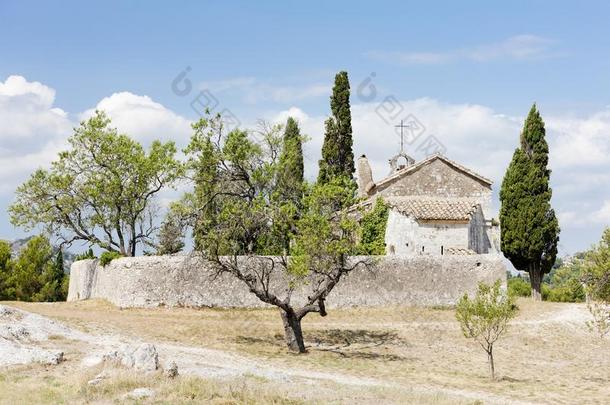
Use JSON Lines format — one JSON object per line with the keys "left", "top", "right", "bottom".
{"left": 592, "top": 200, "right": 610, "bottom": 223}
{"left": 0, "top": 75, "right": 71, "bottom": 142}
{"left": 0, "top": 77, "right": 194, "bottom": 197}
{"left": 272, "top": 98, "right": 521, "bottom": 185}
{"left": 201, "top": 77, "right": 330, "bottom": 104}
{"left": 0, "top": 75, "right": 72, "bottom": 191}
{"left": 366, "top": 35, "right": 559, "bottom": 65}
{"left": 81, "top": 92, "right": 192, "bottom": 146}
{"left": 271, "top": 98, "right": 610, "bottom": 253}
{"left": 3, "top": 74, "right": 610, "bottom": 253}
{"left": 271, "top": 107, "right": 310, "bottom": 125}
{"left": 548, "top": 109, "right": 610, "bottom": 168}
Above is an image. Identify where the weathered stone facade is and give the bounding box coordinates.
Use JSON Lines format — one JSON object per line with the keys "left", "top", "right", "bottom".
{"left": 67, "top": 255, "right": 506, "bottom": 308}
{"left": 356, "top": 153, "right": 500, "bottom": 256}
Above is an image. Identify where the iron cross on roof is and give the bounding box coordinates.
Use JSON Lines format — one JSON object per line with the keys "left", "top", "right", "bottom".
{"left": 394, "top": 119, "right": 417, "bottom": 154}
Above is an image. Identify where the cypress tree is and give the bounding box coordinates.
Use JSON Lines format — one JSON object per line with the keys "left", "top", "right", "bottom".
{"left": 278, "top": 117, "right": 304, "bottom": 203}
{"left": 318, "top": 71, "right": 355, "bottom": 184}
{"left": 500, "top": 104, "right": 560, "bottom": 301}
{"left": 43, "top": 249, "right": 67, "bottom": 301}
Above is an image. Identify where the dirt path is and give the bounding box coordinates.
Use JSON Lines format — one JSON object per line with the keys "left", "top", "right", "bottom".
{"left": 1, "top": 303, "right": 546, "bottom": 404}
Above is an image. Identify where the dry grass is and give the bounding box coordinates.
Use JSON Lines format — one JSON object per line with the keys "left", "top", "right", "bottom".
{"left": 0, "top": 362, "right": 309, "bottom": 404}
{"left": 6, "top": 299, "right": 610, "bottom": 404}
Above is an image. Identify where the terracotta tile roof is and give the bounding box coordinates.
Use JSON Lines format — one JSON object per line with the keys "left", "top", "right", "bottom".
{"left": 385, "top": 197, "right": 479, "bottom": 221}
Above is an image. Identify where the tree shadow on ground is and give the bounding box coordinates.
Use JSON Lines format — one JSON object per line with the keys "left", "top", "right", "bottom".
{"left": 305, "top": 329, "right": 410, "bottom": 361}
{"left": 235, "top": 328, "right": 411, "bottom": 361}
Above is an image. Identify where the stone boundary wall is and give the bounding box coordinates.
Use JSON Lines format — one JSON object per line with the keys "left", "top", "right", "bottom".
{"left": 67, "top": 255, "right": 506, "bottom": 308}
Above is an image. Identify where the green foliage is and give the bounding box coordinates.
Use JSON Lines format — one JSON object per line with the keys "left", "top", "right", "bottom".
{"left": 508, "top": 276, "right": 531, "bottom": 297}
{"left": 289, "top": 177, "right": 359, "bottom": 277}
{"left": 184, "top": 112, "right": 297, "bottom": 256}
{"left": 0, "top": 241, "right": 12, "bottom": 300}
{"left": 9, "top": 111, "right": 182, "bottom": 256}
{"left": 33, "top": 250, "right": 68, "bottom": 302}
{"left": 356, "top": 198, "right": 389, "bottom": 255}
{"left": 509, "top": 265, "right": 585, "bottom": 302}
{"left": 318, "top": 71, "right": 355, "bottom": 184}
{"left": 155, "top": 206, "right": 185, "bottom": 255}
{"left": 499, "top": 104, "right": 560, "bottom": 299}
{"left": 545, "top": 261, "right": 585, "bottom": 302}
{"left": 75, "top": 248, "right": 96, "bottom": 261}
{"left": 456, "top": 281, "right": 518, "bottom": 379}
{"left": 581, "top": 228, "right": 610, "bottom": 338}
{"left": 10, "top": 235, "right": 53, "bottom": 301}
{"left": 277, "top": 117, "right": 305, "bottom": 205}
{"left": 99, "top": 251, "right": 123, "bottom": 267}
{"left": 0, "top": 236, "right": 67, "bottom": 302}
{"left": 184, "top": 111, "right": 363, "bottom": 353}
{"left": 583, "top": 228, "right": 610, "bottom": 302}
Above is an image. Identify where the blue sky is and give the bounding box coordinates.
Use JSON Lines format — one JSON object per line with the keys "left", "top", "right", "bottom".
{"left": 1, "top": 0, "right": 610, "bottom": 254}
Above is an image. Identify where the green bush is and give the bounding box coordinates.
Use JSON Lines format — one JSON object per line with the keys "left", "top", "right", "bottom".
{"left": 545, "top": 261, "right": 585, "bottom": 302}
{"left": 75, "top": 248, "right": 96, "bottom": 261}
{"left": 99, "top": 251, "right": 123, "bottom": 267}
{"left": 508, "top": 276, "right": 531, "bottom": 297}
{"left": 455, "top": 281, "right": 518, "bottom": 380}
{"left": 546, "top": 283, "right": 585, "bottom": 302}
{"left": 0, "top": 236, "right": 67, "bottom": 302}
{"left": 355, "top": 197, "right": 389, "bottom": 255}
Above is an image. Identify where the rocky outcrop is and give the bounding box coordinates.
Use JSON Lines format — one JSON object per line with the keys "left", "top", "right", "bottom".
{"left": 103, "top": 343, "right": 159, "bottom": 372}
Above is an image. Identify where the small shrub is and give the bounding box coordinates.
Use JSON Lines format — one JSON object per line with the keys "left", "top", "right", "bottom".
{"left": 75, "top": 248, "right": 96, "bottom": 261}
{"left": 586, "top": 301, "right": 610, "bottom": 339}
{"left": 99, "top": 251, "right": 123, "bottom": 267}
{"left": 456, "top": 281, "right": 518, "bottom": 380}
{"left": 546, "top": 284, "right": 585, "bottom": 302}
{"left": 508, "top": 276, "right": 531, "bottom": 297}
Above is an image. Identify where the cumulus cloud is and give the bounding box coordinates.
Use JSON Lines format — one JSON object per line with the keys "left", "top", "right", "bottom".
{"left": 0, "top": 75, "right": 71, "bottom": 144}
{"left": 201, "top": 77, "right": 330, "bottom": 104}
{"left": 81, "top": 92, "right": 192, "bottom": 146}
{"left": 3, "top": 73, "right": 610, "bottom": 253}
{"left": 366, "top": 35, "right": 560, "bottom": 65}
{"left": 270, "top": 98, "right": 610, "bottom": 253}
{"left": 0, "top": 77, "right": 194, "bottom": 198}
{"left": 271, "top": 98, "right": 521, "bottom": 185}
{"left": 0, "top": 75, "right": 72, "bottom": 191}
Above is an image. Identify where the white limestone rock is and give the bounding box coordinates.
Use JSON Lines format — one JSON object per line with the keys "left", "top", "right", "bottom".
{"left": 103, "top": 343, "right": 159, "bottom": 372}
{"left": 123, "top": 387, "right": 155, "bottom": 400}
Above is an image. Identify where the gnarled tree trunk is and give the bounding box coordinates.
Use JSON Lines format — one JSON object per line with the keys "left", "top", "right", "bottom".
{"left": 280, "top": 309, "right": 306, "bottom": 353}
{"left": 529, "top": 263, "right": 542, "bottom": 301}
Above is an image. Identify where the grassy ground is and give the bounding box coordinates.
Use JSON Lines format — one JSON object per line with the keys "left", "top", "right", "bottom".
{"left": 3, "top": 299, "right": 610, "bottom": 404}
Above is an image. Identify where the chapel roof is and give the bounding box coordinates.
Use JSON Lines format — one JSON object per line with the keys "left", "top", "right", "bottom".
{"left": 374, "top": 153, "right": 493, "bottom": 190}
{"left": 384, "top": 197, "right": 480, "bottom": 221}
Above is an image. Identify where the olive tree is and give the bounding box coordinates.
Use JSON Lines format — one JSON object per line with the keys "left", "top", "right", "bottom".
{"left": 455, "top": 281, "right": 518, "bottom": 379}
{"left": 583, "top": 228, "right": 610, "bottom": 338}
{"left": 9, "top": 111, "right": 182, "bottom": 256}
{"left": 184, "top": 113, "right": 370, "bottom": 353}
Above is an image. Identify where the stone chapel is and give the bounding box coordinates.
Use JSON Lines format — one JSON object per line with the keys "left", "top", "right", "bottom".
{"left": 355, "top": 152, "right": 500, "bottom": 256}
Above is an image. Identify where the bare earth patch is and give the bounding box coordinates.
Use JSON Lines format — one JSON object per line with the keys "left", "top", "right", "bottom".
{"left": 1, "top": 299, "right": 608, "bottom": 404}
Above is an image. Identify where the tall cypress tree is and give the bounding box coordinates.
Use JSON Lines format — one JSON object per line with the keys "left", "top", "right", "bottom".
{"left": 500, "top": 104, "right": 560, "bottom": 301}
{"left": 278, "top": 117, "right": 304, "bottom": 203}
{"left": 318, "top": 71, "right": 355, "bottom": 184}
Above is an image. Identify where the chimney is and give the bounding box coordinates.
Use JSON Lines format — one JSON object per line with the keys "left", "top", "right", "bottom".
{"left": 356, "top": 155, "right": 375, "bottom": 197}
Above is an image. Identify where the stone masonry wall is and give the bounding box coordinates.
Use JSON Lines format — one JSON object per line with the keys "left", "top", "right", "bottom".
{"left": 68, "top": 255, "right": 506, "bottom": 308}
